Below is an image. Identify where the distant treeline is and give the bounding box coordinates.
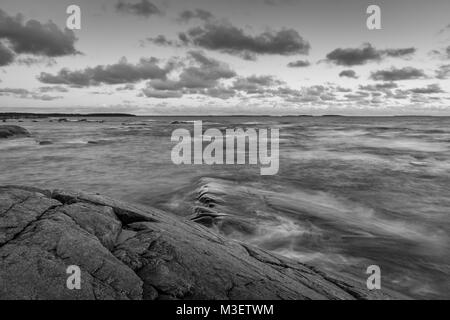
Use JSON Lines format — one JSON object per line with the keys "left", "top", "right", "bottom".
{"left": 0, "top": 113, "right": 136, "bottom": 119}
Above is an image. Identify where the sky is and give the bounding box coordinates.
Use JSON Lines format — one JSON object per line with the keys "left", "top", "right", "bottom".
{"left": 0, "top": 0, "right": 449, "bottom": 115}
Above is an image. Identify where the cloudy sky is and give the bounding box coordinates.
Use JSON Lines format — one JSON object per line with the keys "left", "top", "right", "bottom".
{"left": 0, "top": 0, "right": 449, "bottom": 115}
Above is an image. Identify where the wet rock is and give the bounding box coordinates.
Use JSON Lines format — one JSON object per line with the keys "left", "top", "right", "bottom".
{"left": 39, "top": 141, "right": 53, "bottom": 145}
{"left": 0, "top": 186, "right": 404, "bottom": 300}
{"left": 87, "top": 140, "right": 110, "bottom": 145}
{"left": 124, "top": 122, "right": 147, "bottom": 126}
{"left": 170, "top": 121, "right": 191, "bottom": 125}
{"left": 0, "top": 125, "right": 30, "bottom": 139}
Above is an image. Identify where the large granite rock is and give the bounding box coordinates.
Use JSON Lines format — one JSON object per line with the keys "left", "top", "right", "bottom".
{"left": 0, "top": 125, "right": 30, "bottom": 139}
{"left": 0, "top": 186, "right": 402, "bottom": 300}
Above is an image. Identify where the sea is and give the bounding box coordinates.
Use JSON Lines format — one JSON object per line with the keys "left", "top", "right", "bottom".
{"left": 1, "top": 116, "right": 449, "bottom": 299}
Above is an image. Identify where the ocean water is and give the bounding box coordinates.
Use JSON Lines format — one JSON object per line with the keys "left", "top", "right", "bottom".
{"left": 1, "top": 116, "right": 449, "bottom": 299}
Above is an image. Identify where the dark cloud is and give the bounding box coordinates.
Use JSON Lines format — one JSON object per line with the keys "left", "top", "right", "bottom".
{"left": 370, "top": 67, "right": 427, "bottom": 81}
{"left": 335, "top": 86, "right": 352, "bottom": 93}
{"left": 0, "top": 42, "right": 14, "bottom": 66}
{"left": 179, "top": 21, "right": 310, "bottom": 60}
{"left": 116, "top": 84, "right": 135, "bottom": 91}
{"left": 383, "top": 47, "right": 416, "bottom": 58}
{"left": 202, "top": 86, "right": 236, "bottom": 99}
{"left": 326, "top": 44, "right": 381, "bottom": 66}
{"left": 38, "top": 57, "right": 170, "bottom": 87}
{"left": 339, "top": 70, "right": 358, "bottom": 79}
{"left": 436, "top": 64, "right": 450, "bottom": 79}
{"left": 390, "top": 91, "right": 410, "bottom": 100}
{"left": 409, "top": 84, "right": 444, "bottom": 94}
{"left": 360, "top": 82, "right": 398, "bottom": 91}
{"left": 306, "top": 86, "right": 332, "bottom": 99}
{"left": 232, "top": 75, "right": 283, "bottom": 93}
{"left": 0, "top": 9, "right": 79, "bottom": 58}
{"left": 303, "top": 85, "right": 327, "bottom": 96}
{"left": 116, "top": 0, "right": 162, "bottom": 17}
{"left": 325, "top": 43, "right": 416, "bottom": 66}
{"left": 344, "top": 91, "right": 371, "bottom": 100}
{"left": 146, "top": 35, "right": 181, "bottom": 47}
{"left": 149, "top": 79, "right": 183, "bottom": 91}
{"left": 38, "top": 86, "right": 69, "bottom": 93}
{"left": 141, "top": 89, "right": 183, "bottom": 99}
{"left": 144, "top": 51, "right": 236, "bottom": 98}
{"left": 177, "top": 51, "right": 236, "bottom": 88}
{"left": 274, "top": 86, "right": 301, "bottom": 97}
{"left": 178, "top": 9, "right": 214, "bottom": 23}
{"left": 287, "top": 60, "right": 310, "bottom": 68}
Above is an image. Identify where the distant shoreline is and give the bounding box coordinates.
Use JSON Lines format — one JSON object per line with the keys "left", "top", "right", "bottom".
{"left": 1, "top": 112, "right": 449, "bottom": 119}
{"left": 0, "top": 113, "right": 136, "bottom": 119}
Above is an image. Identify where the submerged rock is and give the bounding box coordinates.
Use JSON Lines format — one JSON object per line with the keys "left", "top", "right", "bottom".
{"left": 0, "top": 186, "right": 402, "bottom": 300}
{"left": 170, "top": 120, "right": 191, "bottom": 125}
{"left": 0, "top": 125, "right": 30, "bottom": 139}
{"left": 38, "top": 141, "right": 53, "bottom": 145}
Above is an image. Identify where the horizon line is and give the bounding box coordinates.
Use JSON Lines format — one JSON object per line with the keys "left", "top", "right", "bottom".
{"left": 1, "top": 112, "right": 450, "bottom": 118}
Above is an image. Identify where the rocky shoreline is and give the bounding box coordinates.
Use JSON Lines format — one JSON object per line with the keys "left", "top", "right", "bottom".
{"left": 0, "top": 185, "right": 405, "bottom": 300}
{"left": 0, "top": 125, "right": 30, "bottom": 139}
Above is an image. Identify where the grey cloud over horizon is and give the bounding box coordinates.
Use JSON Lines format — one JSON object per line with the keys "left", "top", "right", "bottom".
{"left": 370, "top": 67, "right": 427, "bottom": 81}
{"left": 359, "top": 82, "right": 398, "bottom": 91}
{"left": 436, "top": 64, "right": 450, "bottom": 79}
{"left": 409, "top": 84, "right": 444, "bottom": 94}
{"left": 178, "top": 20, "right": 310, "bottom": 60}
{"left": 232, "top": 75, "right": 283, "bottom": 94}
{"left": 325, "top": 43, "right": 416, "bottom": 66}
{"left": 115, "top": 0, "right": 162, "bottom": 18}
{"left": 38, "top": 57, "right": 171, "bottom": 87}
{"left": 383, "top": 48, "right": 416, "bottom": 58}
{"left": 287, "top": 60, "right": 310, "bottom": 68}
{"left": 143, "top": 51, "right": 236, "bottom": 98}
{"left": 339, "top": 70, "right": 358, "bottom": 79}
{"left": 177, "top": 9, "right": 214, "bottom": 23}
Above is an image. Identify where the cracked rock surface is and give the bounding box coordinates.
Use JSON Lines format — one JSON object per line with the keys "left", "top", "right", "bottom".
{"left": 0, "top": 186, "right": 400, "bottom": 300}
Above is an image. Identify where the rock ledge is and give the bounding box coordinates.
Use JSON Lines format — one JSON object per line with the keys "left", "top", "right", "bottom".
{"left": 0, "top": 186, "right": 400, "bottom": 300}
